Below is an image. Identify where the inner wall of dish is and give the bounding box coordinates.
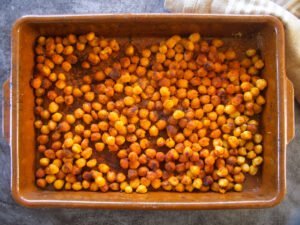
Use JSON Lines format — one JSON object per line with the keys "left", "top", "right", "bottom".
{"left": 17, "top": 18, "right": 279, "bottom": 201}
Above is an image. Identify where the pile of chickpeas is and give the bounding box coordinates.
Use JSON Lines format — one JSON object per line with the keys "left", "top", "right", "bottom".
{"left": 32, "top": 32, "right": 267, "bottom": 194}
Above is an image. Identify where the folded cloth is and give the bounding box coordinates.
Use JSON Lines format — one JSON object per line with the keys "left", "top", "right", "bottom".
{"left": 164, "top": 0, "right": 300, "bottom": 102}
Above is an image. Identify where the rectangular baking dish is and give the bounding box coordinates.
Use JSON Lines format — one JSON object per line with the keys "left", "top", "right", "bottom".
{"left": 4, "top": 14, "right": 294, "bottom": 209}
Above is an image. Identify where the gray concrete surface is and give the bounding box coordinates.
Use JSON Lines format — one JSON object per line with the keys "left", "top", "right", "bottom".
{"left": 0, "top": 0, "right": 299, "bottom": 224}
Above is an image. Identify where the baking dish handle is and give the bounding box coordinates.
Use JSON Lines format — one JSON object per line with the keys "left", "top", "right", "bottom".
{"left": 2, "top": 80, "right": 10, "bottom": 144}
{"left": 285, "top": 78, "right": 295, "bottom": 144}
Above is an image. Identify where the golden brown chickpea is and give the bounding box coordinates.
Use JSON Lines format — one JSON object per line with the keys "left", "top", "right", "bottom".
{"left": 172, "top": 110, "right": 185, "bottom": 120}
{"left": 106, "top": 136, "right": 115, "bottom": 146}
{"left": 61, "top": 61, "right": 71, "bottom": 72}
{"left": 62, "top": 45, "right": 73, "bottom": 55}
{"left": 54, "top": 79, "right": 66, "bottom": 90}
{"left": 85, "top": 32, "right": 95, "bottom": 41}
{"left": 243, "top": 92, "right": 253, "bottom": 102}
{"left": 114, "top": 135, "right": 125, "bottom": 145}
{"left": 125, "top": 45, "right": 135, "bottom": 56}
{"left": 94, "top": 142, "right": 104, "bottom": 152}
{"left": 188, "top": 33, "right": 201, "bottom": 43}
{"left": 245, "top": 49, "right": 256, "bottom": 57}
{"left": 156, "top": 53, "right": 166, "bottom": 63}
{"left": 147, "top": 125, "right": 158, "bottom": 136}
{"left": 224, "top": 49, "right": 236, "bottom": 60}
{"left": 123, "top": 96, "right": 134, "bottom": 106}
{"left": 256, "top": 79, "right": 267, "bottom": 90}
{"left": 241, "top": 131, "right": 252, "bottom": 140}
{"left": 36, "top": 178, "right": 47, "bottom": 189}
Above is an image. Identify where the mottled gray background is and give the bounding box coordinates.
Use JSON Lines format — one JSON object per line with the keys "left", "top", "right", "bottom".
{"left": 0, "top": 0, "right": 299, "bottom": 225}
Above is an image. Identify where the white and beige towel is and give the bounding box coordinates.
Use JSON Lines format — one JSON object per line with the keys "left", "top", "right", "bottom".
{"left": 164, "top": 0, "right": 300, "bottom": 102}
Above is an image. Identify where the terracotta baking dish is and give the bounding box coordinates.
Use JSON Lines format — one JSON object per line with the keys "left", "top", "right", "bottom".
{"left": 4, "top": 14, "right": 294, "bottom": 209}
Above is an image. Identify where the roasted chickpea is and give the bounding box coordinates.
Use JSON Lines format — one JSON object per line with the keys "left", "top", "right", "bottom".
{"left": 33, "top": 33, "right": 267, "bottom": 194}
